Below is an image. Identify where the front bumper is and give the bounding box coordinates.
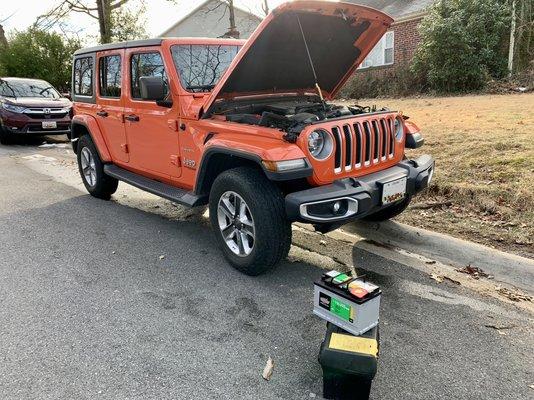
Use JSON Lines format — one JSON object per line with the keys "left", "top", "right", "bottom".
{"left": 285, "top": 155, "right": 435, "bottom": 223}
{"left": 1, "top": 111, "right": 71, "bottom": 136}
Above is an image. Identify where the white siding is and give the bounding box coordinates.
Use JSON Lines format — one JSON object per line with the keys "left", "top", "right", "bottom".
{"left": 162, "top": 0, "right": 261, "bottom": 39}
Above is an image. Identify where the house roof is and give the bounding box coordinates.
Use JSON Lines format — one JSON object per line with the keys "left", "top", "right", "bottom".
{"left": 161, "top": 0, "right": 262, "bottom": 37}
{"left": 346, "top": 0, "right": 434, "bottom": 20}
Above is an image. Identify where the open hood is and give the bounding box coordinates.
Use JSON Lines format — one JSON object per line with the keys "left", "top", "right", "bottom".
{"left": 203, "top": 1, "right": 393, "bottom": 115}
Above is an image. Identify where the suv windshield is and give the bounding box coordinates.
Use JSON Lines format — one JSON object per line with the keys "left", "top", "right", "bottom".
{"left": 0, "top": 79, "right": 61, "bottom": 99}
{"left": 171, "top": 44, "right": 240, "bottom": 93}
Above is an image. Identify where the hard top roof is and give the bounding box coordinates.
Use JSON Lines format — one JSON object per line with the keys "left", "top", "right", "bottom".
{"left": 73, "top": 37, "right": 246, "bottom": 56}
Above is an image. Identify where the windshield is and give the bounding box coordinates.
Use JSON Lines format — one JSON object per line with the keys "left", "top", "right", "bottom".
{"left": 171, "top": 44, "right": 240, "bottom": 93}
{"left": 0, "top": 79, "right": 61, "bottom": 99}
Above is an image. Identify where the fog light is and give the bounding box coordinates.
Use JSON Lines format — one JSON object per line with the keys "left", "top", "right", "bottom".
{"left": 332, "top": 201, "right": 341, "bottom": 213}
{"left": 300, "top": 197, "right": 358, "bottom": 222}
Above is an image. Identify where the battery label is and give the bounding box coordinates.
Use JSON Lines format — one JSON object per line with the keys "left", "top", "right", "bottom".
{"left": 331, "top": 298, "right": 351, "bottom": 321}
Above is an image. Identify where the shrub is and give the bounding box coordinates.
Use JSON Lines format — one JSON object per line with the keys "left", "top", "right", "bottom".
{"left": 0, "top": 28, "right": 80, "bottom": 91}
{"left": 340, "top": 65, "right": 427, "bottom": 99}
{"left": 412, "top": 0, "right": 510, "bottom": 93}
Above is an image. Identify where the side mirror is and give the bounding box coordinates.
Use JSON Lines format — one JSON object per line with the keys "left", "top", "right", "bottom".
{"left": 139, "top": 76, "right": 166, "bottom": 101}
{"left": 62, "top": 92, "right": 72, "bottom": 100}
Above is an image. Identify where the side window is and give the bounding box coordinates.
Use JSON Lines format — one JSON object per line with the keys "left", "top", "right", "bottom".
{"left": 99, "top": 55, "right": 122, "bottom": 98}
{"left": 130, "top": 52, "right": 168, "bottom": 99}
{"left": 74, "top": 57, "right": 93, "bottom": 96}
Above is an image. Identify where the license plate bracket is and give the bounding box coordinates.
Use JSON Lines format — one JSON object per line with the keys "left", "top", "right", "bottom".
{"left": 381, "top": 177, "right": 407, "bottom": 205}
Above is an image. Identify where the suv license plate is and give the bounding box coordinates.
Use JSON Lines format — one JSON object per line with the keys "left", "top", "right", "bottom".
{"left": 42, "top": 121, "right": 57, "bottom": 129}
{"left": 382, "top": 177, "right": 407, "bottom": 205}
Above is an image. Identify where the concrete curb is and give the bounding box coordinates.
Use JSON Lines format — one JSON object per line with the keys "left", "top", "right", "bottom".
{"left": 340, "top": 221, "right": 534, "bottom": 294}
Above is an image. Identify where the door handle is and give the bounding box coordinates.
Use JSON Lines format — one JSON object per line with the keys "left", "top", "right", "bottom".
{"left": 125, "top": 114, "right": 139, "bottom": 122}
{"left": 96, "top": 110, "right": 108, "bottom": 117}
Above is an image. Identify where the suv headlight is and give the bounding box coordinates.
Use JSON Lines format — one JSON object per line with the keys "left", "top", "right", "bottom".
{"left": 2, "top": 103, "right": 27, "bottom": 114}
{"left": 394, "top": 117, "right": 404, "bottom": 142}
{"left": 308, "top": 129, "right": 333, "bottom": 160}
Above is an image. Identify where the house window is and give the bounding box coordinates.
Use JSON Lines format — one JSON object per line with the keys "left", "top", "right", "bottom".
{"left": 359, "top": 31, "right": 394, "bottom": 69}
{"left": 99, "top": 55, "right": 122, "bottom": 98}
{"left": 73, "top": 57, "right": 93, "bottom": 96}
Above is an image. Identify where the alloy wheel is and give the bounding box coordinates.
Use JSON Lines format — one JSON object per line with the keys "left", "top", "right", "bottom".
{"left": 80, "top": 147, "right": 97, "bottom": 187}
{"left": 217, "top": 191, "right": 255, "bottom": 257}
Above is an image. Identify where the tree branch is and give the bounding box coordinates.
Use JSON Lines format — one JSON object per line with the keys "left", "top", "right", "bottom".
{"left": 110, "top": 0, "right": 131, "bottom": 10}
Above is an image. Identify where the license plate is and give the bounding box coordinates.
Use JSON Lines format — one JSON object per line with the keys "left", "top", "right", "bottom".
{"left": 382, "top": 177, "right": 407, "bottom": 205}
{"left": 42, "top": 121, "right": 57, "bottom": 129}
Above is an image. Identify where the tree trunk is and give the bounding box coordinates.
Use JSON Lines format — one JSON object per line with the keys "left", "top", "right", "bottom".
{"left": 0, "top": 24, "right": 8, "bottom": 48}
{"left": 262, "top": 0, "right": 270, "bottom": 16}
{"left": 508, "top": 0, "right": 517, "bottom": 76}
{"left": 96, "top": 0, "right": 113, "bottom": 44}
{"left": 225, "top": 0, "right": 239, "bottom": 38}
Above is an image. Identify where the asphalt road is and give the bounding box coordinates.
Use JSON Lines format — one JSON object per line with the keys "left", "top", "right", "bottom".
{"left": 0, "top": 140, "right": 532, "bottom": 400}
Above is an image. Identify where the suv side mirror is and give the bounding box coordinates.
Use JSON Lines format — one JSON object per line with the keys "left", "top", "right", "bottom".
{"left": 140, "top": 76, "right": 166, "bottom": 101}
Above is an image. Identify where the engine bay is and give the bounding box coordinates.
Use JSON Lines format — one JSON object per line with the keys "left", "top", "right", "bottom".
{"left": 212, "top": 98, "right": 387, "bottom": 142}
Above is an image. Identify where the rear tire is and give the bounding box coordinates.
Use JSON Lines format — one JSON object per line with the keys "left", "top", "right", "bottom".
{"left": 77, "top": 135, "right": 118, "bottom": 200}
{"left": 362, "top": 195, "right": 412, "bottom": 222}
{"left": 209, "top": 167, "right": 291, "bottom": 276}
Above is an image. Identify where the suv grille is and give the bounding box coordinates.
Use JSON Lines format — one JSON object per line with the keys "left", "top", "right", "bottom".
{"left": 330, "top": 115, "right": 396, "bottom": 174}
{"left": 24, "top": 108, "right": 68, "bottom": 120}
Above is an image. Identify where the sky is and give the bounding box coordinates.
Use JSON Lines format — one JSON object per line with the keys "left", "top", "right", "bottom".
{"left": 0, "top": 0, "right": 287, "bottom": 45}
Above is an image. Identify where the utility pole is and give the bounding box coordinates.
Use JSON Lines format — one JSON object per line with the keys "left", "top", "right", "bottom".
{"left": 508, "top": 0, "right": 516, "bottom": 77}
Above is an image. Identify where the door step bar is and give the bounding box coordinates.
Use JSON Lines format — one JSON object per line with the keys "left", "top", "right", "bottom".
{"left": 104, "top": 164, "right": 206, "bottom": 207}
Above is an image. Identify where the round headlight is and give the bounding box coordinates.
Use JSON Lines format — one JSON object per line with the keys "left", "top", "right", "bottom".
{"left": 308, "top": 130, "right": 333, "bottom": 160}
{"left": 394, "top": 117, "right": 404, "bottom": 142}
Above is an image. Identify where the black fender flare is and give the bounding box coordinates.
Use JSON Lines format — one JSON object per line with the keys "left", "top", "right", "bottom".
{"left": 194, "top": 147, "right": 312, "bottom": 196}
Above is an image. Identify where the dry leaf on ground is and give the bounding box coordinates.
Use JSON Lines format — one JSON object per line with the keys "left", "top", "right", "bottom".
{"left": 456, "top": 264, "right": 491, "bottom": 279}
{"left": 262, "top": 357, "right": 274, "bottom": 381}
{"left": 496, "top": 287, "right": 533, "bottom": 302}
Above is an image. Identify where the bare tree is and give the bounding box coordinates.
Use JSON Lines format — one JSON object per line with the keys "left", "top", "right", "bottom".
{"left": 222, "top": 0, "right": 240, "bottom": 38}
{"left": 0, "top": 12, "right": 16, "bottom": 48}
{"left": 35, "top": 0, "right": 162, "bottom": 43}
{"left": 0, "top": 25, "right": 7, "bottom": 48}
{"left": 261, "top": 0, "right": 270, "bottom": 16}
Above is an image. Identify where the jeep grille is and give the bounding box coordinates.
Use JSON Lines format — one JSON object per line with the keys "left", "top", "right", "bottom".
{"left": 329, "top": 115, "right": 396, "bottom": 174}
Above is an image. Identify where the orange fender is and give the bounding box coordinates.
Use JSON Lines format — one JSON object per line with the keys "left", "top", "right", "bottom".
{"left": 404, "top": 120, "right": 420, "bottom": 134}
{"left": 72, "top": 114, "right": 112, "bottom": 162}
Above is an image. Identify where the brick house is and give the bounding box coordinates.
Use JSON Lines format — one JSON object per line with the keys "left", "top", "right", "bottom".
{"left": 352, "top": 0, "right": 434, "bottom": 75}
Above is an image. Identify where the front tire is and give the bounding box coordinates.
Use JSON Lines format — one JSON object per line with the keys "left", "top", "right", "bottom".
{"left": 209, "top": 167, "right": 291, "bottom": 276}
{"left": 0, "top": 127, "right": 11, "bottom": 145}
{"left": 362, "top": 195, "right": 412, "bottom": 221}
{"left": 77, "top": 135, "right": 118, "bottom": 200}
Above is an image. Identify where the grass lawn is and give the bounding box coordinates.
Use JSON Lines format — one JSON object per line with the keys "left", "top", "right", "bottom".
{"left": 341, "top": 93, "right": 534, "bottom": 258}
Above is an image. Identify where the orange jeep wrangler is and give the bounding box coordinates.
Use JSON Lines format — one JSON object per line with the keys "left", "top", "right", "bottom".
{"left": 71, "top": 1, "right": 434, "bottom": 275}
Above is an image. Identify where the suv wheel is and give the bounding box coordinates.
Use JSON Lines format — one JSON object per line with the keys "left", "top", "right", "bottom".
{"left": 209, "top": 167, "right": 291, "bottom": 276}
{"left": 77, "top": 135, "right": 118, "bottom": 200}
{"left": 362, "top": 195, "right": 412, "bottom": 222}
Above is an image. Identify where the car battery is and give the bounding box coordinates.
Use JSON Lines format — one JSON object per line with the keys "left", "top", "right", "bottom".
{"left": 313, "top": 270, "right": 381, "bottom": 336}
